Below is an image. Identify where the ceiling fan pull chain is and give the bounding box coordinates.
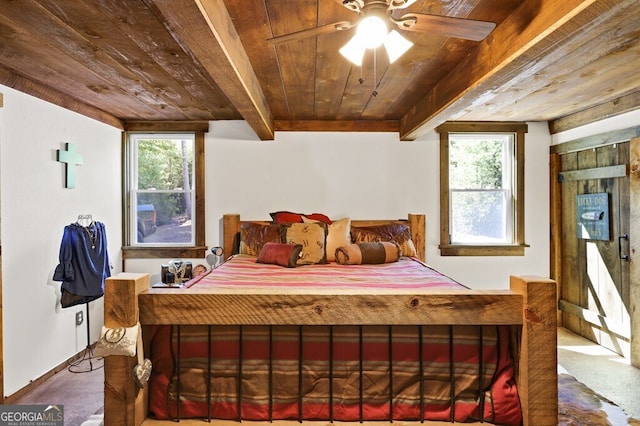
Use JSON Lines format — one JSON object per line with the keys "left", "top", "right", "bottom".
{"left": 372, "top": 49, "right": 379, "bottom": 97}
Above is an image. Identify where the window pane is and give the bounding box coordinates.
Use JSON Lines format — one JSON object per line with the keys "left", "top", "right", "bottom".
{"left": 135, "top": 192, "right": 193, "bottom": 244}
{"left": 131, "top": 134, "right": 195, "bottom": 246}
{"left": 136, "top": 138, "right": 193, "bottom": 190}
{"left": 450, "top": 190, "right": 507, "bottom": 243}
{"left": 449, "top": 137, "right": 505, "bottom": 190}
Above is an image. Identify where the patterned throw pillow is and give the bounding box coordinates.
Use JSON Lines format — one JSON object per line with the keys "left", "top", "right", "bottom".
{"left": 335, "top": 242, "right": 400, "bottom": 265}
{"left": 256, "top": 242, "right": 303, "bottom": 268}
{"left": 239, "top": 222, "right": 281, "bottom": 256}
{"left": 350, "top": 223, "right": 417, "bottom": 258}
{"left": 280, "top": 222, "right": 328, "bottom": 265}
{"left": 303, "top": 216, "right": 351, "bottom": 262}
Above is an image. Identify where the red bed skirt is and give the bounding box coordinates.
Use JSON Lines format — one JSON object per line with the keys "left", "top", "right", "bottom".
{"left": 147, "top": 324, "right": 521, "bottom": 425}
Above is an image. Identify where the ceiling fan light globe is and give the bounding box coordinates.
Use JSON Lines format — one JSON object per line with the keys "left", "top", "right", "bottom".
{"left": 340, "top": 35, "right": 367, "bottom": 66}
{"left": 356, "top": 16, "right": 388, "bottom": 48}
{"left": 384, "top": 30, "right": 413, "bottom": 63}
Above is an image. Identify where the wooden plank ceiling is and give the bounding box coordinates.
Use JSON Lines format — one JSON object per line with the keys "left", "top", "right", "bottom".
{"left": 0, "top": 0, "right": 638, "bottom": 140}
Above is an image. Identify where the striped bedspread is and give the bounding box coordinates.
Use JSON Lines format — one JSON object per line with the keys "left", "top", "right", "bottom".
{"left": 184, "top": 254, "right": 466, "bottom": 291}
{"left": 147, "top": 255, "right": 521, "bottom": 425}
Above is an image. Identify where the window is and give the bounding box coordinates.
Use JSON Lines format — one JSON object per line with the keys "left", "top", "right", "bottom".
{"left": 437, "top": 122, "right": 528, "bottom": 256}
{"left": 122, "top": 122, "right": 208, "bottom": 259}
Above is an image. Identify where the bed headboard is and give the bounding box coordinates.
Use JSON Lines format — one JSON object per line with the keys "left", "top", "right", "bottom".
{"left": 222, "top": 213, "right": 426, "bottom": 262}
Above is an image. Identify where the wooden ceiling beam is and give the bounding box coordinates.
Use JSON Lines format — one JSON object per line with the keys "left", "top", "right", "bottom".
{"left": 148, "top": 0, "right": 274, "bottom": 140}
{"left": 275, "top": 120, "right": 399, "bottom": 133}
{"left": 549, "top": 90, "right": 640, "bottom": 134}
{"left": 0, "top": 65, "right": 124, "bottom": 129}
{"left": 399, "top": 0, "right": 606, "bottom": 141}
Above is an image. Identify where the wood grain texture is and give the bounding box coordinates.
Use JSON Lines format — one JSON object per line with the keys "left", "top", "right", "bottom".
{"left": 104, "top": 272, "right": 557, "bottom": 426}
{"left": 550, "top": 90, "right": 640, "bottom": 134}
{"left": 400, "top": 0, "right": 637, "bottom": 139}
{"left": 0, "top": 65, "right": 124, "bottom": 129}
{"left": 560, "top": 152, "right": 580, "bottom": 334}
{"left": 401, "top": 0, "right": 597, "bottom": 138}
{"left": 1, "top": 0, "right": 637, "bottom": 136}
{"left": 554, "top": 135, "right": 634, "bottom": 352}
{"left": 550, "top": 127, "right": 640, "bottom": 155}
{"left": 138, "top": 290, "right": 524, "bottom": 325}
{"left": 510, "top": 275, "right": 558, "bottom": 426}
{"left": 103, "top": 273, "right": 149, "bottom": 426}
{"left": 149, "top": 0, "right": 274, "bottom": 139}
{"left": 576, "top": 147, "right": 597, "bottom": 340}
{"left": 592, "top": 143, "right": 629, "bottom": 355}
{"left": 549, "top": 153, "right": 563, "bottom": 326}
{"left": 106, "top": 213, "right": 558, "bottom": 426}
{"left": 274, "top": 120, "right": 399, "bottom": 133}
{"left": 559, "top": 164, "right": 628, "bottom": 182}
{"left": 407, "top": 213, "right": 425, "bottom": 262}
{"left": 629, "top": 136, "right": 640, "bottom": 367}
{"left": 222, "top": 213, "right": 427, "bottom": 262}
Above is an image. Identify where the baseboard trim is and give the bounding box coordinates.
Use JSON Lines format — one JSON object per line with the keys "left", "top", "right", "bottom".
{"left": 3, "top": 345, "right": 98, "bottom": 404}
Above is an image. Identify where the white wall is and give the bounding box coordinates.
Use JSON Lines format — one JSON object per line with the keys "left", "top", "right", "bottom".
{"left": 0, "top": 85, "right": 122, "bottom": 396}
{"left": 126, "top": 120, "right": 552, "bottom": 289}
{"left": 198, "top": 120, "right": 551, "bottom": 290}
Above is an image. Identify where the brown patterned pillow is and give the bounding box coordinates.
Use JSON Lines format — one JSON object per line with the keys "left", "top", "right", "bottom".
{"left": 239, "top": 222, "right": 281, "bottom": 256}
{"left": 335, "top": 242, "right": 400, "bottom": 265}
{"left": 280, "top": 222, "right": 328, "bottom": 265}
{"left": 303, "top": 216, "right": 351, "bottom": 262}
{"left": 350, "top": 223, "right": 417, "bottom": 258}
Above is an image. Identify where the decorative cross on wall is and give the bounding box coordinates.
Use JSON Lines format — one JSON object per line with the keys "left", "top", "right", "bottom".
{"left": 56, "top": 143, "right": 83, "bottom": 189}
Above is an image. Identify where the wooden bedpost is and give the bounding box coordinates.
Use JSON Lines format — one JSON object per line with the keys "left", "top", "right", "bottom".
{"left": 510, "top": 275, "right": 557, "bottom": 426}
{"left": 103, "top": 273, "right": 150, "bottom": 426}
{"left": 223, "top": 214, "right": 241, "bottom": 257}
{"left": 408, "top": 213, "right": 426, "bottom": 262}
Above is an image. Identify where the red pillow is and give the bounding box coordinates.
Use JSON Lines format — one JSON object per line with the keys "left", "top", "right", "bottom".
{"left": 270, "top": 211, "right": 332, "bottom": 224}
{"left": 256, "top": 242, "right": 303, "bottom": 268}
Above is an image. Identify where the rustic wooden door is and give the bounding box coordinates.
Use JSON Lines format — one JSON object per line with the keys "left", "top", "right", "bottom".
{"left": 555, "top": 141, "right": 631, "bottom": 357}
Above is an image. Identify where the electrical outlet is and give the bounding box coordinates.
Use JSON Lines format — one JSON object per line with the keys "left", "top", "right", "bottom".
{"left": 75, "top": 311, "right": 83, "bottom": 326}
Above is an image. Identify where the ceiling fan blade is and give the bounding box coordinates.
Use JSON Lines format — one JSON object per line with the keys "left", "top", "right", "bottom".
{"left": 266, "top": 21, "right": 354, "bottom": 46}
{"left": 394, "top": 13, "right": 496, "bottom": 41}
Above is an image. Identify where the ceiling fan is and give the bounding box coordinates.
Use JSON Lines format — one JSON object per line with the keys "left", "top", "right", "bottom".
{"left": 266, "top": 0, "right": 496, "bottom": 65}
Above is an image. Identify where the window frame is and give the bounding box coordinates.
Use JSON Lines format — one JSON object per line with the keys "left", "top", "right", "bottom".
{"left": 122, "top": 121, "right": 208, "bottom": 259}
{"left": 437, "top": 121, "right": 528, "bottom": 256}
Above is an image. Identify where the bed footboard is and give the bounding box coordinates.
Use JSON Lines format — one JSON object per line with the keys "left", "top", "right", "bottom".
{"left": 103, "top": 274, "right": 557, "bottom": 426}
{"left": 510, "top": 275, "right": 558, "bottom": 426}
{"left": 103, "top": 273, "right": 149, "bottom": 426}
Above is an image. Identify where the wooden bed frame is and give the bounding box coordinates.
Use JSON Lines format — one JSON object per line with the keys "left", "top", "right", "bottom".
{"left": 103, "top": 213, "right": 558, "bottom": 426}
